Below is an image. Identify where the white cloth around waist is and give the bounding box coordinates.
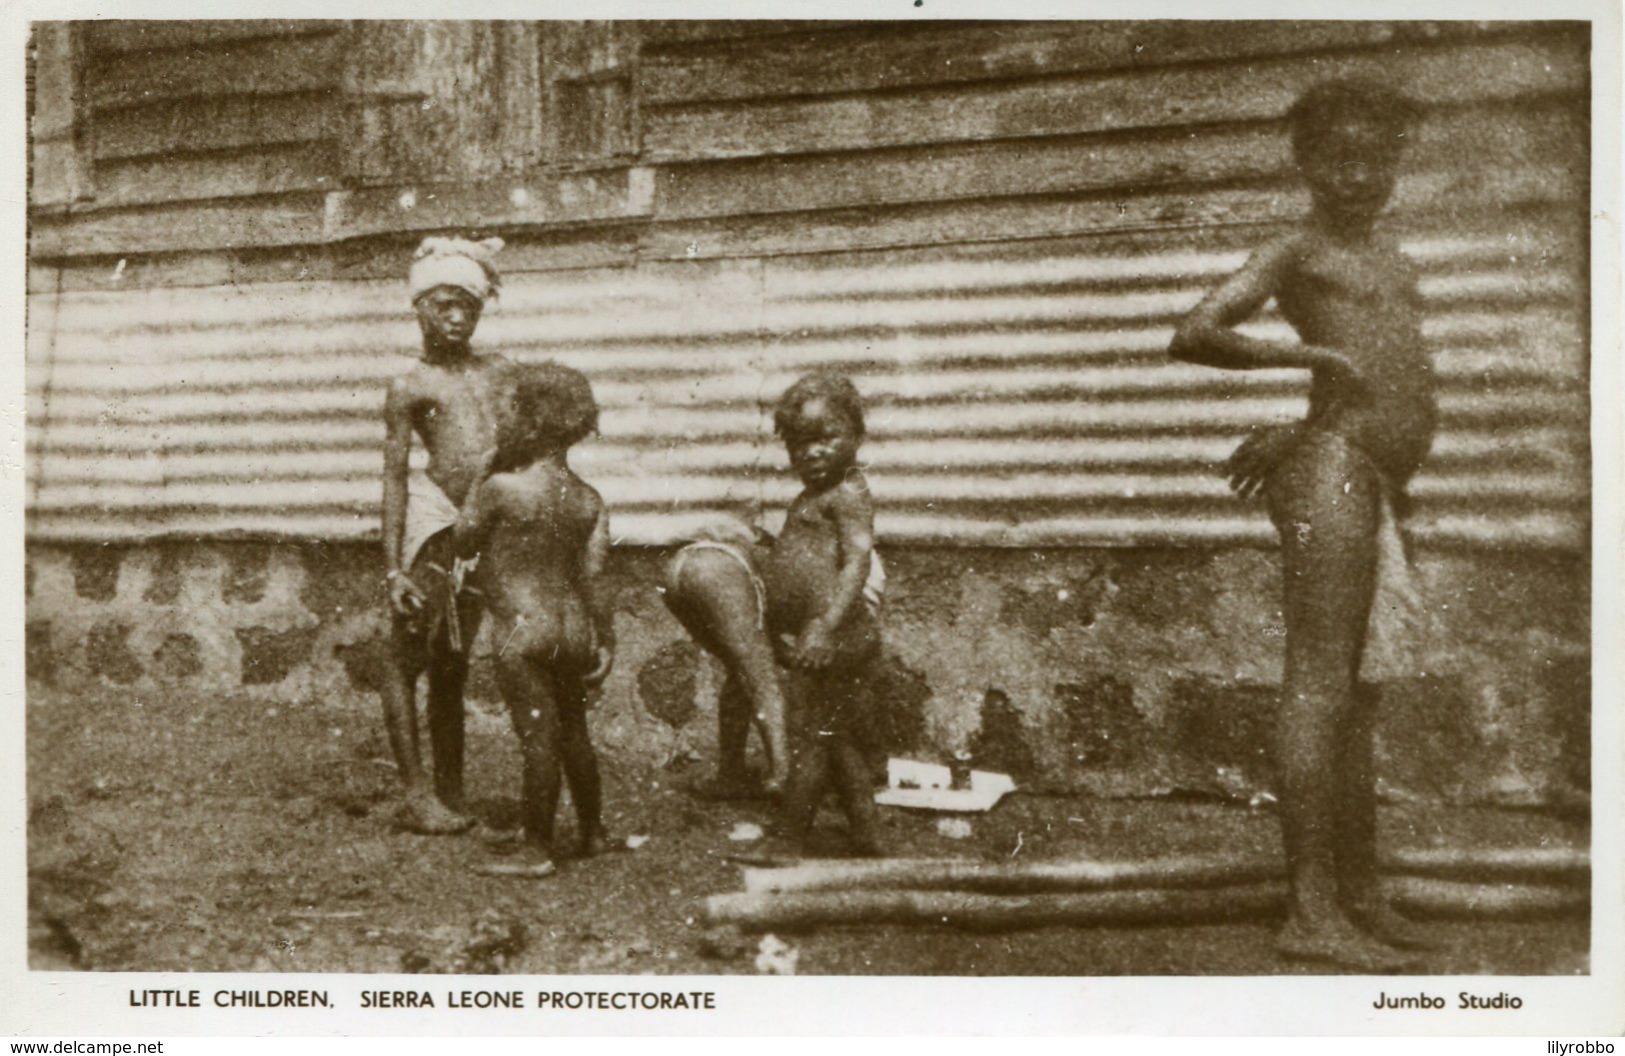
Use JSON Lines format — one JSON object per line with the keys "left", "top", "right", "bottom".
{"left": 1360, "top": 491, "right": 1428, "bottom": 683}
{"left": 401, "top": 471, "right": 462, "bottom": 573}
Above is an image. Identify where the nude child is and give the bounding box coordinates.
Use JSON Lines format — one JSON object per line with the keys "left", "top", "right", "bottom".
{"left": 453, "top": 362, "right": 615, "bottom": 878}
{"left": 1171, "top": 79, "right": 1438, "bottom": 970}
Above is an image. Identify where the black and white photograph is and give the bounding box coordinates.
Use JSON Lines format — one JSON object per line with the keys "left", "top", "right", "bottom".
{"left": 9, "top": 5, "right": 1622, "bottom": 1036}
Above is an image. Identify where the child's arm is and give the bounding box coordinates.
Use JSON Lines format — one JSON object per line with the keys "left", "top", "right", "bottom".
{"left": 1170, "top": 236, "right": 1361, "bottom": 382}
{"left": 582, "top": 497, "right": 616, "bottom": 686}
{"left": 451, "top": 477, "right": 499, "bottom": 558}
{"left": 795, "top": 475, "right": 875, "bottom": 671}
{"left": 382, "top": 378, "right": 425, "bottom": 615}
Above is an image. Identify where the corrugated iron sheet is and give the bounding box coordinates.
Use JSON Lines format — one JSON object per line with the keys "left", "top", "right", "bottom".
{"left": 25, "top": 21, "right": 1588, "bottom": 549}
{"left": 26, "top": 217, "right": 1586, "bottom": 547}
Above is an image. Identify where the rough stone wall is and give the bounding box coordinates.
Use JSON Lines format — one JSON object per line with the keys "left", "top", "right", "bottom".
{"left": 24, "top": 541, "right": 1590, "bottom": 806}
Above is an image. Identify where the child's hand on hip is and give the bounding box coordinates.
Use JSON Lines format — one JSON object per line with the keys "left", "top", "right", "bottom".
{"left": 1226, "top": 423, "right": 1302, "bottom": 500}
{"left": 387, "top": 572, "right": 426, "bottom": 616}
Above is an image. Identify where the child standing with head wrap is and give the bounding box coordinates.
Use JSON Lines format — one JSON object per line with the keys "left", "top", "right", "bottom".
{"left": 379, "top": 236, "right": 512, "bottom": 834}
{"left": 1171, "top": 79, "right": 1436, "bottom": 970}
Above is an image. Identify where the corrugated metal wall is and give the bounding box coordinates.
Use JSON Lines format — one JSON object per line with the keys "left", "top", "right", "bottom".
{"left": 26, "top": 20, "right": 1589, "bottom": 549}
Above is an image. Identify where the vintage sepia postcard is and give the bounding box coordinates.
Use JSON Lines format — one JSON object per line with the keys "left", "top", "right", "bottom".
{"left": 3, "top": 0, "right": 1620, "bottom": 1038}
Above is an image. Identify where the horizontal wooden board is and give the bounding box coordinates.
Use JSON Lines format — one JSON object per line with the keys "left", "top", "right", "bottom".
{"left": 31, "top": 223, "right": 642, "bottom": 294}
{"left": 93, "top": 142, "right": 340, "bottom": 207}
{"left": 93, "top": 91, "right": 341, "bottom": 161}
{"left": 81, "top": 19, "right": 346, "bottom": 55}
{"left": 30, "top": 193, "right": 330, "bottom": 259}
{"left": 653, "top": 100, "right": 1584, "bottom": 220}
{"left": 87, "top": 31, "right": 347, "bottom": 111}
{"left": 639, "top": 21, "right": 870, "bottom": 47}
{"left": 641, "top": 20, "right": 1517, "bottom": 105}
{"left": 640, "top": 171, "right": 1581, "bottom": 265}
{"left": 644, "top": 35, "right": 1587, "bottom": 161}
{"left": 325, "top": 167, "right": 653, "bottom": 240}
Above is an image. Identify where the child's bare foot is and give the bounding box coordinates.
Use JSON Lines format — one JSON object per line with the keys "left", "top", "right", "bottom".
{"left": 1348, "top": 899, "right": 1443, "bottom": 951}
{"left": 473, "top": 848, "right": 557, "bottom": 879}
{"left": 395, "top": 793, "right": 474, "bottom": 835}
{"left": 1277, "top": 917, "right": 1418, "bottom": 972}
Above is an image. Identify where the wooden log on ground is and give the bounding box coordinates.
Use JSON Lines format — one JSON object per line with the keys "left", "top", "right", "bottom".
{"left": 1385, "top": 847, "right": 1589, "bottom": 884}
{"left": 741, "top": 854, "right": 1283, "bottom": 895}
{"left": 706, "top": 882, "right": 1290, "bottom": 933}
{"left": 739, "top": 847, "right": 1590, "bottom": 896}
{"left": 1385, "top": 877, "right": 1589, "bottom": 918}
{"left": 707, "top": 876, "right": 1587, "bottom": 933}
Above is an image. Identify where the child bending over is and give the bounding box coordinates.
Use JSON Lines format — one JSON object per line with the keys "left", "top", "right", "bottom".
{"left": 454, "top": 362, "right": 615, "bottom": 878}
{"left": 662, "top": 513, "right": 792, "bottom": 798}
{"left": 1170, "top": 78, "right": 1436, "bottom": 970}
{"left": 765, "top": 372, "right": 886, "bottom": 857}
{"left": 663, "top": 520, "right": 888, "bottom": 804}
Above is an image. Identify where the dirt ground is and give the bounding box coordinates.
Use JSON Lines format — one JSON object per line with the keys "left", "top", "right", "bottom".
{"left": 26, "top": 686, "right": 1589, "bottom": 977}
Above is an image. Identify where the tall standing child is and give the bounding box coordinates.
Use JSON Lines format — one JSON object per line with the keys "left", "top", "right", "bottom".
{"left": 454, "top": 363, "right": 615, "bottom": 878}
{"left": 1170, "top": 79, "right": 1436, "bottom": 971}
{"left": 380, "top": 236, "right": 511, "bottom": 834}
{"left": 765, "top": 373, "right": 886, "bottom": 857}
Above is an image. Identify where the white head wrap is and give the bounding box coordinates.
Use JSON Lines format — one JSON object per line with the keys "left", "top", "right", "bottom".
{"left": 409, "top": 236, "right": 504, "bottom": 304}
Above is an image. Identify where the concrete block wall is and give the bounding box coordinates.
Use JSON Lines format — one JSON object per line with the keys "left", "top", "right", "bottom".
{"left": 24, "top": 541, "right": 1590, "bottom": 807}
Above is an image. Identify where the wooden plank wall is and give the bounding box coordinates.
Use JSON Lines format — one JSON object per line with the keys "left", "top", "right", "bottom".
{"left": 26, "top": 20, "right": 1590, "bottom": 549}
{"left": 72, "top": 20, "right": 349, "bottom": 209}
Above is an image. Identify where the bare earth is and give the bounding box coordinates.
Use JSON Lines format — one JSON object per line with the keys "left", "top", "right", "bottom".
{"left": 27, "top": 686, "right": 1589, "bottom": 976}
